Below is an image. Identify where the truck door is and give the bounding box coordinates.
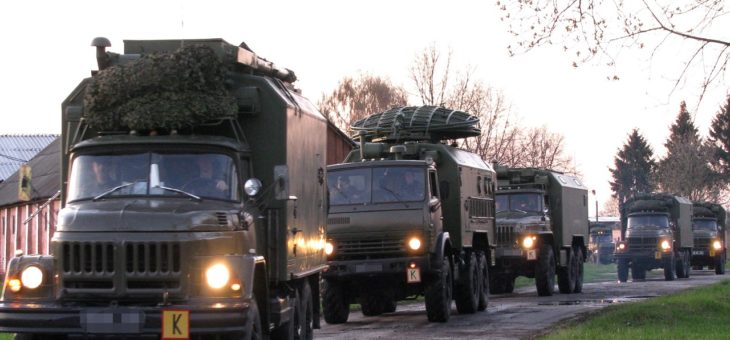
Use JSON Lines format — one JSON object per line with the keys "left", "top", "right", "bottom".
{"left": 428, "top": 169, "right": 443, "bottom": 232}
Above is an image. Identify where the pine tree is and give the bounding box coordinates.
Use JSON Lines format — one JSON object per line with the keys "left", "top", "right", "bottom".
{"left": 708, "top": 95, "right": 730, "bottom": 179}
{"left": 609, "top": 129, "right": 655, "bottom": 204}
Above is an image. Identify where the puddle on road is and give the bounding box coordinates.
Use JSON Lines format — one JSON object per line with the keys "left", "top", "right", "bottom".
{"left": 537, "top": 295, "right": 656, "bottom": 306}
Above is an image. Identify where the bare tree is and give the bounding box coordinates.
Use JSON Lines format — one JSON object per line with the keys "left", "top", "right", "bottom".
{"left": 514, "top": 126, "right": 577, "bottom": 174}
{"left": 410, "top": 44, "right": 452, "bottom": 106}
{"left": 599, "top": 196, "right": 620, "bottom": 217}
{"left": 498, "top": 0, "right": 730, "bottom": 101}
{"left": 318, "top": 74, "right": 408, "bottom": 133}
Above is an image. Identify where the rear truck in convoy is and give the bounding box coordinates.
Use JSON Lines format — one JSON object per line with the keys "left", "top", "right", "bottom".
{"left": 322, "top": 106, "right": 496, "bottom": 323}
{"left": 615, "top": 193, "right": 693, "bottom": 282}
{"left": 0, "top": 38, "right": 327, "bottom": 339}
{"left": 589, "top": 217, "right": 620, "bottom": 264}
{"left": 491, "top": 167, "right": 589, "bottom": 296}
{"left": 690, "top": 202, "right": 726, "bottom": 274}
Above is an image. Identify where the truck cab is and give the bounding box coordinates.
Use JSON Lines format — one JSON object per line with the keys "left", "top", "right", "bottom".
{"left": 690, "top": 202, "right": 726, "bottom": 274}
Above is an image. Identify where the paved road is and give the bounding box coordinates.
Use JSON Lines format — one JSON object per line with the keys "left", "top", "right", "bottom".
{"left": 316, "top": 269, "right": 727, "bottom": 339}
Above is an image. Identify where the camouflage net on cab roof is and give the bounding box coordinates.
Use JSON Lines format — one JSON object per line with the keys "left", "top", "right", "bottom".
{"left": 83, "top": 45, "right": 237, "bottom": 131}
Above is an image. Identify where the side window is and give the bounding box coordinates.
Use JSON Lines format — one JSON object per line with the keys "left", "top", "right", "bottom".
{"left": 477, "top": 176, "right": 482, "bottom": 194}
{"left": 429, "top": 171, "right": 440, "bottom": 199}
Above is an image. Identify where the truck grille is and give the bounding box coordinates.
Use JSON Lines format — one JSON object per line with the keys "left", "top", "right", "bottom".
{"left": 496, "top": 225, "right": 516, "bottom": 246}
{"left": 627, "top": 237, "right": 658, "bottom": 252}
{"left": 694, "top": 238, "right": 710, "bottom": 249}
{"left": 60, "top": 241, "right": 182, "bottom": 292}
{"left": 337, "top": 239, "right": 405, "bottom": 259}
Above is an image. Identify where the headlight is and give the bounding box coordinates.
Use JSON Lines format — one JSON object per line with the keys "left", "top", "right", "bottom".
{"left": 206, "top": 264, "right": 230, "bottom": 289}
{"left": 713, "top": 240, "right": 723, "bottom": 250}
{"left": 522, "top": 236, "right": 536, "bottom": 249}
{"left": 244, "top": 178, "right": 263, "bottom": 196}
{"left": 20, "top": 266, "right": 43, "bottom": 290}
{"left": 408, "top": 237, "right": 422, "bottom": 251}
{"left": 325, "top": 241, "right": 334, "bottom": 255}
{"left": 660, "top": 240, "right": 671, "bottom": 251}
{"left": 617, "top": 243, "right": 626, "bottom": 251}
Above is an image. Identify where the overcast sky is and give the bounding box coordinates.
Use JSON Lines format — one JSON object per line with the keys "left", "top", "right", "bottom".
{"left": 1, "top": 0, "right": 727, "bottom": 215}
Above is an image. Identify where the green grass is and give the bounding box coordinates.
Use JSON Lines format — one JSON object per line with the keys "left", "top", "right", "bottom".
{"left": 515, "top": 262, "right": 618, "bottom": 289}
{"left": 542, "top": 279, "right": 730, "bottom": 339}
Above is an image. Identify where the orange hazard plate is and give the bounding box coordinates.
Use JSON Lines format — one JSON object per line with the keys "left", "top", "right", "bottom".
{"left": 162, "top": 310, "right": 189, "bottom": 339}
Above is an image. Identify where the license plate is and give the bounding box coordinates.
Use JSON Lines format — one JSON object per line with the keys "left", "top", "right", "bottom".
{"left": 162, "top": 310, "right": 189, "bottom": 339}
{"left": 355, "top": 263, "right": 382, "bottom": 273}
{"left": 655, "top": 251, "right": 662, "bottom": 259}
{"left": 407, "top": 268, "right": 421, "bottom": 283}
{"left": 81, "top": 309, "right": 142, "bottom": 334}
{"left": 526, "top": 249, "right": 537, "bottom": 260}
{"left": 693, "top": 250, "right": 705, "bottom": 256}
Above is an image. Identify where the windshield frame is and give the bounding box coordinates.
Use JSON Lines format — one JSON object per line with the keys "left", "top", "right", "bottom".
{"left": 495, "top": 192, "right": 544, "bottom": 213}
{"left": 67, "top": 150, "right": 243, "bottom": 203}
{"left": 692, "top": 218, "right": 718, "bottom": 231}
{"left": 626, "top": 213, "right": 670, "bottom": 230}
{"left": 328, "top": 166, "right": 427, "bottom": 206}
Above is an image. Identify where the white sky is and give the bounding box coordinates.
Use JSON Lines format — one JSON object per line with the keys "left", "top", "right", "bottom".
{"left": 1, "top": 0, "right": 727, "bottom": 216}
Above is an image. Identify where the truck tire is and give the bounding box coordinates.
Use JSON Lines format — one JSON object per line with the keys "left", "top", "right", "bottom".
{"left": 360, "top": 292, "right": 385, "bottom": 316}
{"left": 573, "top": 248, "right": 584, "bottom": 293}
{"left": 617, "top": 258, "right": 629, "bottom": 282}
{"left": 664, "top": 252, "right": 676, "bottom": 281}
{"left": 535, "top": 244, "right": 556, "bottom": 296}
{"left": 503, "top": 275, "right": 515, "bottom": 294}
{"left": 383, "top": 298, "right": 397, "bottom": 313}
{"left": 455, "top": 252, "right": 479, "bottom": 314}
{"left": 294, "top": 282, "right": 314, "bottom": 340}
{"left": 322, "top": 279, "right": 349, "bottom": 324}
{"left": 676, "top": 250, "right": 690, "bottom": 279}
{"left": 558, "top": 248, "right": 577, "bottom": 294}
{"left": 631, "top": 262, "right": 645, "bottom": 281}
{"left": 425, "top": 255, "right": 452, "bottom": 322}
{"left": 715, "top": 253, "right": 726, "bottom": 275}
{"left": 477, "top": 252, "right": 489, "bottom": 311}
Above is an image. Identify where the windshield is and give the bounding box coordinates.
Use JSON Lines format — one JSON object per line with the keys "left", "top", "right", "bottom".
{"left": 328, "top": 167, "right": 426, "bottom": 205}
{"left": 68, "top": 152, "right": 240, "bottom": 202}
{"left": 591, "top": 233, "right": 613, "bottom": 244}
{"left": 693, "top": 219, "right": 718, "bottom": 231}
{"left": 627, "top": 214, "right": 669, "bottom": 229}
{"left": 495, "top": 193, "right": 543, "bottom": 213}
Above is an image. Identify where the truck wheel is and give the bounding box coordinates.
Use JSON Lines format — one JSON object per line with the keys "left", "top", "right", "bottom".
{"left": 682, "top": 250, "right": 691, "bottom": 278}
{"left": 322, "top": 279, "right": 349, "bottom": 324}
{"left": 270, "top": 290, "right": 296, "bottom": 339}
{"left": 360, "top": 293, "right": 385, "bottom": 316}
{"left": 477, "top": 252, "right": 489, "bottom": 311}
{"left": 294, "top": 282, "right": 314, "bottom": 340}
{"left": 535, "top": 244, "right": 556, "bottom": 296}
{"left": 383, "top": 298, "right": 397, "bottom": 313}
{"left": 573, "top": 248, "right": 584, "bottom": 293}
{"left": 455, "top": 252, "right": 479, "bottom": 314}
{"left": 715, "top": 253, "right": 726, "bottom": 275}
{"left": 664, "top": 252, "right": 676, "bottom": 281}
{"left": 503, "top": 275, "right": 515, "bottom": 294}
{"left": 631, "top": 262, "right": 645, "bottom": 281}
{"left": 425, "top": 255, "right": 452, "bottom": 322}
{"left": 675, "top": 250, "right": 687, "bottom": 278}
{"left": 558, "top": 248, "right": 577, "bottom": 294}
{"left": 617, "top": 258, "right": 629, "bottom": 282}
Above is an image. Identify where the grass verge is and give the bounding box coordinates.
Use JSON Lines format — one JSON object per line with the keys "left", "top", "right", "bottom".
{"left": 515, "top": 262, "right": 618, "bottom": 289}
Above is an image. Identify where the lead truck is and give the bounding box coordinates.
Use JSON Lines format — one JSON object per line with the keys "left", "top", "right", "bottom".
{"left": 0, "top": 38, "right": 327, "bottom": 339}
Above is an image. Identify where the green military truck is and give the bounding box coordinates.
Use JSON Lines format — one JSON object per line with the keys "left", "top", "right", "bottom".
{"left": 322, "top": 106, "right": 495, "bottom": 323}
{"left": 690, "top": 202, "right": 726, "bottom": 274}
{"left": 589, "top": 217, "right": 619, "bottom": 265}
{"left": 0, "top": 38, "right": 327, "bottom": 339}
{"left": 615, "top": 193, "right": 693, "bottom": 281}
{"left": 491, "top": 167, "right": 589, "bottom": 296}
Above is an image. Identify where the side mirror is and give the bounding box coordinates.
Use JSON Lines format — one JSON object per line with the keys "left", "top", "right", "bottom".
{"left": 274, "top": 165, "right": 289, "bottom": 200}
{"left": 429, "top": 197, "right": 441, "bottom": 212}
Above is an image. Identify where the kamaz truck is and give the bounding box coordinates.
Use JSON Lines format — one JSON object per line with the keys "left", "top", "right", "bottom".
{"left": 690, "top": 201, "right": 726, "bottom": 274}
{"left": 322, "top": 106, "right": 495, "bottom": 323}
{"left": 589, "top": 217, "right": 619, "bottom": 264}
{"left": 491, "top": 167, "right": 588, "bottom": 296}
{"left": 0, "top": 38, "right": 327, "bottom": 339}
{"left": 615, "top": 193, "right": 693, "bottom": 282}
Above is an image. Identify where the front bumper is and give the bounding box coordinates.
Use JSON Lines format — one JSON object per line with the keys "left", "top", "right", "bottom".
{"left": 323, "top": 255, "right": 431, "bottom": 280}
{"left": 0, "top": 299, "right": 253, "bottom": 336}
{"left": 614, "top": 250, "right": 672, "bottom": 263}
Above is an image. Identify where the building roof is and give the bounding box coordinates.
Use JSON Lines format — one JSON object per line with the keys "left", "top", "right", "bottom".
{"left": 0, "top": 137, "right": 61, "bottom": 206}
{"left": 0, "top": 135, "right": 58, "bottom": 181}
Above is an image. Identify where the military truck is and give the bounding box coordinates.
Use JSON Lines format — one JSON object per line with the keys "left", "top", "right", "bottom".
{"left": 490, "top": 167, "right": 588, "bottom": 296}
{"left": 0, "top": 38, "right": 327, "bottom": 339}
{"left": 615, "top": 193, "right": 693, "bottom": 281}
{"left": 589, "top": 217, "right": 620, "bottom": 264}
{"left": 690, "top": 202, "right": 726, "bottom": 274}
{"left": 322, "top": 106, "right": 495, "bottom": 323}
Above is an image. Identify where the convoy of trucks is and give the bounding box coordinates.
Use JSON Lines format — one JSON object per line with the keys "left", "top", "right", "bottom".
{"left": 615, "top": 193, "right": 694, "bottom": 281}
{"left": 690, "top": 202, "right": 726, "bottom": 274}
{"left": 0, "top": 38, "right": 327, "bottom": 339}
{"left": 322, "top": 106, "right": 495, "bottom": 323}
{"left": 490, "top": 167, "right": 589, "bottom": 296}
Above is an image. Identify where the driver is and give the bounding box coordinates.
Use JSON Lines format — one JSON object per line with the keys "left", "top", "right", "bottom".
{"left": 184, "top": 155, "right": 229, "bottom": 197}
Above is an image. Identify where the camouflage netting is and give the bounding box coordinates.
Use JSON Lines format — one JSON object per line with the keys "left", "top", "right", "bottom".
{"left": 84, "top": 45, "right": 238, "bottom": 131}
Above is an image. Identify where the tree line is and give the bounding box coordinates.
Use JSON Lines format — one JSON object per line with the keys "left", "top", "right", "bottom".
{"left": 611, "top": 96, "right": 730, "bottom": 206}
{"left": 318, "top": 44, "right": 577, "bottom": 174}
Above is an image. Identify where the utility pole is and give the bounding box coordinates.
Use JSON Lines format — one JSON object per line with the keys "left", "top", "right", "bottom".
{"left": 591, "top": 189, "right": 598, "bottom": 222}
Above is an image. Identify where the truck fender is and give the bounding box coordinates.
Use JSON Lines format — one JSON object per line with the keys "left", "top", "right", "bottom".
{"left": 432, "top": 232, "right": 452, "bottom": 269}
{"left": 227, "top": 255, "right": 266, "bottom": 300}
{"left": 472, "top": 231, "right": 490, "bottom": 254}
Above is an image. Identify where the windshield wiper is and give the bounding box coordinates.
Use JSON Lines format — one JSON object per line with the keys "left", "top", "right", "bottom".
{"left": 93, "top": 182, "right": 137, "bottom": 201}
{"left": 154, "top": 185, "right": 201, "bottom": 201}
